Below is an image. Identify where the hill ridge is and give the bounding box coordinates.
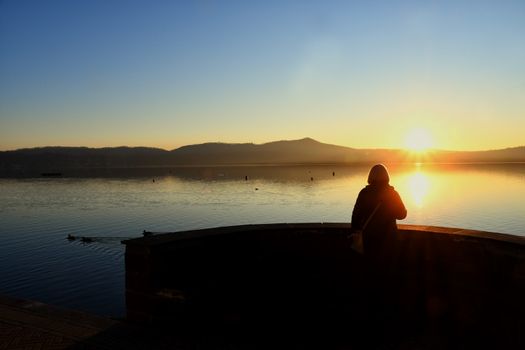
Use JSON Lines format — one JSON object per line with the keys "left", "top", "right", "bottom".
{"left": 1, "top": 138, "right": 524, "bottom": 177}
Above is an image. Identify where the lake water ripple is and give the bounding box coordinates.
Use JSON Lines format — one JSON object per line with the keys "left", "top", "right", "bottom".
{"left": 0, "top": 164, "right": 523, "bottom": 316}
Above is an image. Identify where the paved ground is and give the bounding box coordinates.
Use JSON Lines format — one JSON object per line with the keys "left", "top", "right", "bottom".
{"left": 0, "top": 294, "right": 440, "bottom": 349}
{"left": 0, "top": 295, "right": 191, "bottom": 349}
{"left": 0, "top": 295, "right": 268, "bottom": 350}
{"left": 0, "top": 294, "right": 120, "bottom": 349}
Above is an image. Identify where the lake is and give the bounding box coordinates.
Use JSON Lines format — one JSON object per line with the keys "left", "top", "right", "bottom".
{"left": 0, "top": 163, "right": 524, "bottom": 317}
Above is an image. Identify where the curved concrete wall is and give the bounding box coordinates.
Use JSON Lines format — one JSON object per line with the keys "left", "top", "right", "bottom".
{"left": 123, "top": 224, "right": 525, "bottom": 347}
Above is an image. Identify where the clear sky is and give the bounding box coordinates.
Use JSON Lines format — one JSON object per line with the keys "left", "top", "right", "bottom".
{"left": 1, "top": 0, "right": 524, "bottom": 151}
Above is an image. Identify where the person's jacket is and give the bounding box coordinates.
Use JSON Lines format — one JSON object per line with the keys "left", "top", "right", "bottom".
{"left": 351, "top": 183, "right": 407, "bottom": 252}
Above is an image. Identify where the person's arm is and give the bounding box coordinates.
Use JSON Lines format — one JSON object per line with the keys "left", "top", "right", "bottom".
{"left": 351, "top": 190, "right": 365, "bottom": 231}
{"left": 392, "top": 190, "right": 407, "bottom": 220}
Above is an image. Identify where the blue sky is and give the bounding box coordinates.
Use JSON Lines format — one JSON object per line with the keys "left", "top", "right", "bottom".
{"left": 1, "top": 0, "right": 524, "bottom": 150}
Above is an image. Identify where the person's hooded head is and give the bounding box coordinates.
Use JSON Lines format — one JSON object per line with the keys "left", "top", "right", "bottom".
{"left": 367, "top": 164, "right": 390, "bottom": 185}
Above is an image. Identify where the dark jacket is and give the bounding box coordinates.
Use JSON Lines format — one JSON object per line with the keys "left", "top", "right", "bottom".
{"left": 351, "top": 183, "right": 407, "bottom": 253}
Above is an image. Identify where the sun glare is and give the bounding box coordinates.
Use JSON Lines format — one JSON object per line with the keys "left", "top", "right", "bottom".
{"left": 405, "top": 128, "right": 433, "bottom": 152}
{"left": 407, "top": 171, "right": 429, "bottom": 208}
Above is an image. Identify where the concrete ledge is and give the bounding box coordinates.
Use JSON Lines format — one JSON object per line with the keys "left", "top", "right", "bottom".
{"left": 122, "top": 223, "right": 525, "bottom": 348}
{"left": 123, "top": 223, "right": 525, "bottom": 247}
{"left": 398, "top": 224, "right": 525, "bottom": 245}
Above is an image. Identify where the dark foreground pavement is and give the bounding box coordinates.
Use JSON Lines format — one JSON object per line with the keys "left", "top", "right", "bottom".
{"left": 0, "top": 295, "right": 190, "bottom": 349}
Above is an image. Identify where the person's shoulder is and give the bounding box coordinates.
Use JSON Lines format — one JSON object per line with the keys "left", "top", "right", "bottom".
{"left": 355, "top": 186, "right": 370, "bottom": 199}
{"left": 360, "top": 185, "right": 373, "bottom": 194}
{"left": 386, "top": 185, "right": 402, "bottom": 196}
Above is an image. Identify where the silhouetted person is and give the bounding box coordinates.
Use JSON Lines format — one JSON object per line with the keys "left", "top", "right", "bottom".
{"left": 351, "top": 164, "right": 407, "bottom": 336}
{"left": 351, "top": 164, "right": 406, "bottom": 256}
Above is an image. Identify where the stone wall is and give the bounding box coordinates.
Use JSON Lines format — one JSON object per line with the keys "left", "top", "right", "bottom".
{"left": 122, "top": 223, "right": 525, "bottom": 346}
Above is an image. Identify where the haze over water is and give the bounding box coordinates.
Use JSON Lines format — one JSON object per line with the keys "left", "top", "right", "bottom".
{"left": 0, "top": 163, "right": 523, "bottom": 317}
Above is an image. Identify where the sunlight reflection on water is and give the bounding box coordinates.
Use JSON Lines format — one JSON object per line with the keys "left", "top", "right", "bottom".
{"left": 406, "top": 171, "right": 430, "bottom": 208}
{"left": 0, "top": 163, "right": 524, "bottom": 317}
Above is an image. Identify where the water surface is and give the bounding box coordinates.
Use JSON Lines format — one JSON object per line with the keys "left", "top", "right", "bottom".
{"left": 0, "top": 164, "right": 523, "bottom": 317}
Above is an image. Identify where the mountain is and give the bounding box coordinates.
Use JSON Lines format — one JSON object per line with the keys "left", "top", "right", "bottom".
{"left": 0, "top": 138, "right": 524, "bottom": 177}
{"left": 171, "top": 138, "right": 360, "bottom": 164}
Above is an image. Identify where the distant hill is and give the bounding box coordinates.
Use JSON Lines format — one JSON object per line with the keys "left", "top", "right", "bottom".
{"left": 0, "top": 138, "right": 524, "bottom": 177}
{"left": 172, "top": 138, "right": 360, "bottom": 164}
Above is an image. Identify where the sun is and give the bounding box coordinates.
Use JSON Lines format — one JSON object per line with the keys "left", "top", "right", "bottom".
{"left": 405, "top": 128, "right": 433, "bottom": 152}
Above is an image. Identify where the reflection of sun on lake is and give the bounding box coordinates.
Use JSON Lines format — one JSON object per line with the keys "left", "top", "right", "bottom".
{"left": 405, "top": 171, "right": 430, "bottom": 208}
{"left": 409, "top": 172, "right": 429, "bottom": 207}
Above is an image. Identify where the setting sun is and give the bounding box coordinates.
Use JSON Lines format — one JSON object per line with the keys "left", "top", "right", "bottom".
{"left": 405, "top": 128, "right": 433, "bottom": 152}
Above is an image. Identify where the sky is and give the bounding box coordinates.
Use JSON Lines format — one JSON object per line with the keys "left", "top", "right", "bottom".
{"left": 1, "top": 0, "right": 524, "bottom": 151}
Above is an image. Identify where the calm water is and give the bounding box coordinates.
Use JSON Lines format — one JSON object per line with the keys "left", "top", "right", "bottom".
{"left": 0, "top": 164, "right": 524, "bottom": 317}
